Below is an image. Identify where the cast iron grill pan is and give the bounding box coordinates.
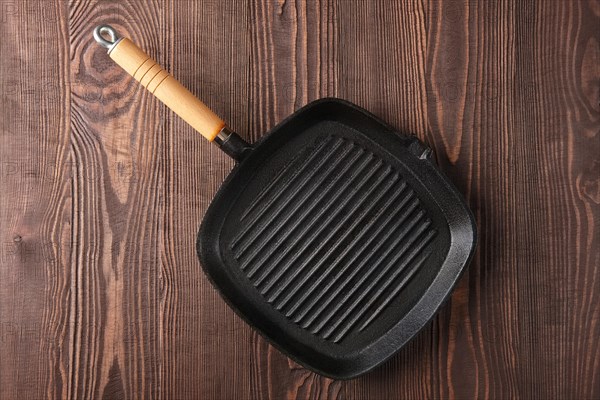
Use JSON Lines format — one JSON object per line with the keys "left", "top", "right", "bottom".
{"left": 199, "top": 100, "right": 475, "bottom": 378}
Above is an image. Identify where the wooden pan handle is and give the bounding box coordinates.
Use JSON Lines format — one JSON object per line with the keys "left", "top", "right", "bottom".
{"left": 94, "top": 25, "right": 225, "bottom": 142}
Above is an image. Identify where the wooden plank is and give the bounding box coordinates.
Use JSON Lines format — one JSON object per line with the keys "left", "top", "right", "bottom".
{"left": 67, "top": 1, "right": 171, "bottom": 398}
{"left": 0, "top": 1, "right": 73, "bottom": 399}
{"left": 67, "top": 0, "right": 252, "bottom": 399}
{"left": 165, "top": 1, "right": 253, "bottom": 399}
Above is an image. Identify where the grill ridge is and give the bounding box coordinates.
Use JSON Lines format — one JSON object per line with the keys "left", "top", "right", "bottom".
{"left": 307, "top": 212, "right": 430, "bottom": 333}
{"left": 283, "top": 187, "right": 414, "bottom": 317}
{"left": 299, "top": 208, "right": 427, "bottom": 329}
{"left": 274, "top": 181, "right": 408, "bottom": 310}
{"left": 258, "top": 164, "right": 391, "bottom": 292}
{"left": 243, "top": 147, "right": 370, "bottom": 275}
{"left": 288, "top": 195, "right": 419, "bottom": 322}
{"left": 238, "top": 138, "right": 330, "bottom": 221}
{"left": 358, "top": 249, "right": 432, "bottom": 331}
{"left": 238, "top": 142, "right": 362, "bottom": 271}
{"left": 249, "top": 155, "right": 381, "bottom": 283}
{"left": 231, "top": 137, "right": 438, "bottom": 343}
{"left": 233, "top": 137, "right": 343, "bottom": 250}
{"left": 327, "top": 229, "right": 437, "bottom": 342}
{"left": 263, "top": 169, "right": 399, "bottom": 300}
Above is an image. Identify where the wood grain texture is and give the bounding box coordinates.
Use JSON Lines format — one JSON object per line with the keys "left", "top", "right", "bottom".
{"left": 0, "top": 0, "right": 598, "bottom": 399}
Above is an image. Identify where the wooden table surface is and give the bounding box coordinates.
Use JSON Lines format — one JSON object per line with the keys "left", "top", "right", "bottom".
{"left": 1, "top": 1, "right": 599, "bottom": 399}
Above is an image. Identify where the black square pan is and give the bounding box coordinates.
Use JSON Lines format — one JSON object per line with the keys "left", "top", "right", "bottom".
{"left": 198, "top": 98, "right": 476, "bottom": 379}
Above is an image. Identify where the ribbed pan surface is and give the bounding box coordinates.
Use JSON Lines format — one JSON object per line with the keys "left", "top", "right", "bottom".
{"left": 230, "top": 136, "right": 437, "bottom": 343}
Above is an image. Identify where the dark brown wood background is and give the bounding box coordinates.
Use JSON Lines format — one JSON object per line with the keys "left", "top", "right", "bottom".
{"left": 1, "top": 0, "right": 599, "bottom": 399}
